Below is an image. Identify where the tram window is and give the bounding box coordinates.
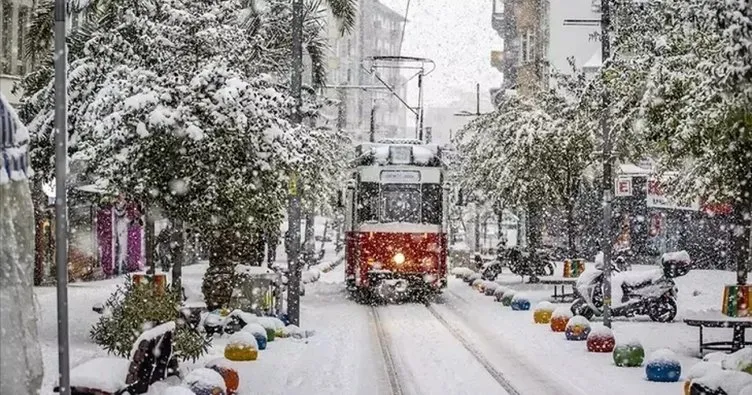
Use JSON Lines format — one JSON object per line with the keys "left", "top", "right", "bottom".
{"left": 381, "top": 184, "right": 421, "bottom": 223}
{"left": 422, "top": 184, "right": 442, "bottom": 224}
{"left": 357, "top": 182, "right": 380, "bottom": 222}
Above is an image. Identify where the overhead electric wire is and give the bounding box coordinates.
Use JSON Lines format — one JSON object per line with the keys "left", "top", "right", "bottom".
{"left": 397, "top": 0, "right": 410, "bottom": 55}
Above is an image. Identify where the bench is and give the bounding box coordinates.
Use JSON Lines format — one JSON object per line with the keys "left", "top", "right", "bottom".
{"left": 684, "top": 314, "right": 752, "bottom": 355}
{"left": 55, "top": 321, "right": 178, "bottom": 395}
{"left": 536, "top": 277, "right": 578, "bottom": 303}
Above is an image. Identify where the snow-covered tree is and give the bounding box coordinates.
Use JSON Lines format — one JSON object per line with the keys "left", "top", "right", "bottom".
{"left": 602, "top": 0, "right": 752, "bottom": 282}
{"left": 457, "top": 66, "right": 596, "bottom": 253}
{"left": 20, "top": 0, "right": 351, "bottom": 308}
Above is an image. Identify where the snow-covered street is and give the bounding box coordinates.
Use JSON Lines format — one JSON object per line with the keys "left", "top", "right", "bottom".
{"left": 36, "top": 249, "right": 748, "bottom": 394}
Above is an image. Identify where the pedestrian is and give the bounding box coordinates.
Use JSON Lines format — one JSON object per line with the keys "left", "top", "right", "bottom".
{"left": 0, "top": 93, "right": 43, "bottom": 394}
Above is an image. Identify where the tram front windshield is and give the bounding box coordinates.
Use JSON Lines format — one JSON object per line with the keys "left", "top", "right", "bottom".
{"left": 357, "top": 182, "right": 442, "bottom": 224}
{"left": 381, "top": 184, "right": 421, "bottom": 223}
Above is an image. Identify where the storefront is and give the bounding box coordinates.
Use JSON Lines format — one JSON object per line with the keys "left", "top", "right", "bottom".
{"left": 613, "top": 167, "right": 735, "bottom": 269}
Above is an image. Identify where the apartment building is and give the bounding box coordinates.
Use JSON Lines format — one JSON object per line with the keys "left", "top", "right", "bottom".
{"left": 490, "top": 0, "right": 600, "bottom": 104}
{"left": 323, "top": 0, "right": 407, "bottom": 143}
{"left": 1, "top": 0, "right": 34, "bottom": 105}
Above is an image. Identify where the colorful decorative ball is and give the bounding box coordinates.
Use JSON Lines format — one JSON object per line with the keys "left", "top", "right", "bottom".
{"left": 586, "top": 325, "right": 615, "bottom": 352}
{"left": 185, "top": 368, "right": 227, "bottom": 395}
{"left": 565, "top": 315, "right": 591, "bottom": 341}
{"left": 242, "top": 323, "right": 268, "bottom": 350}
{"left": 472, "top": 278, "right": 485, "bottom": 292}
{"left": 205, "top": 359, "right": 240, "bottom": 395}
{"left": 550, "top": 307, "right": 573, "bottom": 332}
{"left": 645, "top": 349, "right": 681, "bottom": 382}
{"left": 612, "top": 340, "right": 645, "bottom": 367}
{"left": 501, "top": 290, "right": 517, "bottom": 307}
{"left": 533, "top": 302, "right": 555, "bottom": 324}
{"left": 494, "top": 287, "right": 508, "bottom": 302}
{"left": 511, "top": 294, "right": 531, "bottom": 311}
{"left": 224, "top": 332, "right": 259, "bottom": 361}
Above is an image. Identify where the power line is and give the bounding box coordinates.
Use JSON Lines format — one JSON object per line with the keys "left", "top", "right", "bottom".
{"left": 398, "top": 0, "right": 410, "bottom": 55}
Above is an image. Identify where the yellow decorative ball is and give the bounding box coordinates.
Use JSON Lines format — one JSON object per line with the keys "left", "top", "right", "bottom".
{"left": 533, "top": 301, "right": 555, "bottom": 324}
{"left": 224, "top": 332, "right": 259, "bottom": 361}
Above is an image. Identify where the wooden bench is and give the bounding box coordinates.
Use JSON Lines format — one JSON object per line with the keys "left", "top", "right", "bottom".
{"left": 684, "top": 314, "right": 752, "bottom": 355}
{"left": 55, "top": 322, "right": 177, "bottom": 395}
{"left": 536, "top": 277, "right": 578, "bottom": 303}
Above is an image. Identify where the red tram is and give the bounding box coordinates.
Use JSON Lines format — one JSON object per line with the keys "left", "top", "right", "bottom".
{"left": 343, "top": 140, "right": 449, "bottom": 301}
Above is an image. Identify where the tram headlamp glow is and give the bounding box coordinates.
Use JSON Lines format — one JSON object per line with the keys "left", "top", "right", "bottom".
{"left": 393, "top": 252, "right": 406, "bottom": 265}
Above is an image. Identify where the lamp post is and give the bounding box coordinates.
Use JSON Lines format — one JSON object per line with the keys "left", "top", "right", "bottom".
{"left": 564, "top": 0, "right": 613, "bottom": 328}
{"left": 53, "top": 0, "right": 70, "bottom": 392}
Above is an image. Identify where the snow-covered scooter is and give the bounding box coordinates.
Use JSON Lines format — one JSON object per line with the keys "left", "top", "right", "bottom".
{"left": 570, "top": 251, "right": 691, "bottom": 322}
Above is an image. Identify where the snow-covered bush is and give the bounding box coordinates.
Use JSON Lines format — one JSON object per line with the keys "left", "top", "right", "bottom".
{"left": 90, "top": 278, "right": 209, "bottom": 362}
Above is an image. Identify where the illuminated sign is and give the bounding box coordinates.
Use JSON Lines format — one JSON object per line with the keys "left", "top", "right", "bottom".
{"left": 614, "top": 177, "right": 632, "bottom": 197}
{"left": 389, "top": 146, "right": 412, "bottom": 164}
{"left": 380, "top": 171, "right": 421, "bottom": 183}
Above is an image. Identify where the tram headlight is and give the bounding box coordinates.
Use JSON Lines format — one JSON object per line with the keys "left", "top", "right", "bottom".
{"left": 393, "top": 252, "right": 406, "bottom": 265}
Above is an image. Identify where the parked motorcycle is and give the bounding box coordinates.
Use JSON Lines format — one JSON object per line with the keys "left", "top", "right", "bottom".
{"left": 570, "top": 250, "right": 691, "bottom": 322}
{"left": 482, "top": 246, "right": 555, "bottom": 280}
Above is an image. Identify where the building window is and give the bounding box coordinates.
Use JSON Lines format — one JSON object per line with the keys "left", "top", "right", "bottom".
{"left": 2, "top": 0, "right": 13, "bottom": 74}
{"left": 17, "top": 4, "right": 28, "bottom": 75}
{"left": 591, "top": 0, "right": 601, "bottom": 13}
{"left": 520, "top": 29, "right": 536, "bottom": 64}
{"left": 493, "top": 0, "right": 504, "bottom": 14}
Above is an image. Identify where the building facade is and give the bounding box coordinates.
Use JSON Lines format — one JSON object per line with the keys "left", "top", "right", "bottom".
{"left": 322, "top": 0, "right": 407, "bottom": 143}
{"left": 490, "top": 0, "right": 600, "bottom": 104}
{"left": 1, "top": 0, "right": 34, "bottom": 105}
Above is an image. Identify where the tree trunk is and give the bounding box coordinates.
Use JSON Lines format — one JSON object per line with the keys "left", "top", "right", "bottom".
{"left": 171, "top": 218, "right": 184, "bottom": 299}
{"left": 527, "top": 201, "right": 542, "bottom": 249}
{"left": 735, "top": 200, "right": 752, "bottom": 285}
{"left": 202, "top": 228, "right": 245, "bottom": 310}
{"left": 32, "top": 180, "right": 47, "bottom": 285}
{"left": 565, "top": 200, "right": 576, "bottom": 257}
{"left": 145, "top": 206, "right": 155, "bottom": 275}
{"left": 303, "top": 211, "right": 315, "bottom": 267}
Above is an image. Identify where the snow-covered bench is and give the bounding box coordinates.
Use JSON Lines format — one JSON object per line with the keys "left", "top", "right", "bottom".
{"left": 55, "top": 322, "right": 177, "bottom": 395}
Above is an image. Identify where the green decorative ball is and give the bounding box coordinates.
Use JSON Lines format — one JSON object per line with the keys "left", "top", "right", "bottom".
{"left": 613, "top": 342, "right": 645, "bottom": 367}
{"left": 266, "top": 327, "right": 276, "bottom": 342}
{"left": 501, "top": 291, "right": 516, "bottom": 306}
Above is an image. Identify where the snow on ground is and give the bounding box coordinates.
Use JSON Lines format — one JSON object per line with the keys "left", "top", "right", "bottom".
{"left": 36, "top": 227, "right": 384, "bottom": 395}
{"left": 444, "top": 264, "right": 740, "bottom": 394}
{"left": 375, "top": 304, "right": 511, "bottom": 395}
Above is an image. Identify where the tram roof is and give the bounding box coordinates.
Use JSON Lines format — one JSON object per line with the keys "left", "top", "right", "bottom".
{"left": 354, "top": 141, "right": 445, "bottom": 167}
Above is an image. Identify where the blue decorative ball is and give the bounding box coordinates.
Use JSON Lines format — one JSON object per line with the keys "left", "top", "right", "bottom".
{"left": 646, "top": 360, "right": 681, "bottom": 382}
{"left": 279, "top": 313, "right": 290, "bottom": 326}
{"left": 253, "top": 333, "right": 267, "bottom": 350}
{"left": 511, "top": 298, "right": 531, "bottom": 311}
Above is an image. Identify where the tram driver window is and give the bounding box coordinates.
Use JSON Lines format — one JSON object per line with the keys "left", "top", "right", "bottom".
{"left": 381, "top": 184, "right": 421, "bottom": 223}
{"left": 421, "top": 184, "right": 442, "bottom": 224}
{"left": 357, "top": 182, "right": 380, "bottom": 222}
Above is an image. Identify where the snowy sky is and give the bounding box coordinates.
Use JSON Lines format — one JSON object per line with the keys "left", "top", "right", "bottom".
{"left": 379, "top": 0, "right": 504, "bottom": 108}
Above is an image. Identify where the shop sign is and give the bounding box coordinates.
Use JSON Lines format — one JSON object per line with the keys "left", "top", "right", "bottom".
{"left": 614, "top": 177, "right": 633, "bottom": 197}
{"left": 646, "top": 178, "right": 700, "bottom": 211}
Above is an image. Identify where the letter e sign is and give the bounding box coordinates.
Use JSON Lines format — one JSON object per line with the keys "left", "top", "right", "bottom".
{"left": 614, "top": 177, "right": 633, "bottom": 197}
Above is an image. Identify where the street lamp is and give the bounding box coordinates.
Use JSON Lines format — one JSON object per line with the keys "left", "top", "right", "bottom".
{"left": 564, "top": 0, "right": 614, "bottom": 328}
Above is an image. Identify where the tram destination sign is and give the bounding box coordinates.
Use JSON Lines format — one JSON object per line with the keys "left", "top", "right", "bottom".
{"left": 380, "top": 170, "right": 421, "bottom": 183}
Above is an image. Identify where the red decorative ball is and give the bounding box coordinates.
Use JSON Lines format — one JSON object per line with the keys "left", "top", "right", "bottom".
{"left": 587, "top": 326, "right": 616, "bottom": 352}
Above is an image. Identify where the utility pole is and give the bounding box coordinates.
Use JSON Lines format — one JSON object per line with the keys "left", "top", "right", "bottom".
{"left": 287, "top": 0, "right": 303, "bottom": 327}
{"left": 564, "top": 0, "right": 614, "bottom": 329}
{"left": 599, "top": 0, "right": 614, "bottom": 329}
{"left": 53, "top": 0, "right": 70, "bottom": 392}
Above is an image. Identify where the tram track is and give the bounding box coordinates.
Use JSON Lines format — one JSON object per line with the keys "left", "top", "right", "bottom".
{"left": 424, "top": 302, "right": 522, "bottom": 395}
{"left": 370, "top": 306, "right": 405, "bottom": 395}
{"left": 370, "top": 300, "right": 521, "bottom": 395}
